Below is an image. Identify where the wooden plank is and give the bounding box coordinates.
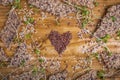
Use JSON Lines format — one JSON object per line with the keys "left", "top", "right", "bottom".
{"left": 0, "top": 0, "right": 120, "bottom": 80}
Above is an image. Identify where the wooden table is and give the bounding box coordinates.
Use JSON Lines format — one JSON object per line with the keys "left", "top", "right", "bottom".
{"left": 0, "top": 0, "right": 120, "bottom": 80}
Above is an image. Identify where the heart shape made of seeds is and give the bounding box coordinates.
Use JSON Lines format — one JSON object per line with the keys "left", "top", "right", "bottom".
{"left": 48, "top": 31, "right": 72, "bottom": 54}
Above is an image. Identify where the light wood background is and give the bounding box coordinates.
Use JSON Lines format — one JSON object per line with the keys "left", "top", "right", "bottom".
{"left": 0, "top": 0, "right": 120, "bottom": 80}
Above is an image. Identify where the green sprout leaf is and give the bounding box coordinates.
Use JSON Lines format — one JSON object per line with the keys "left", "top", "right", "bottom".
{"left": 74, "top": 4, "right": 83, "bottom": 10}
{"left": 29, "top": 4, "right": 34, "bottom": 8}
{"left": 38, "top": 58, "right": 44, "bottom": 63}
{"left": 93, "top": 53, "right": 99, "bottom": 59}
{"left": 108, "top": 52, "right": 112, "bottom": 56}
{"left": 97, "top": 70, "right": 105, "bottom": 80}
{"left": 34, "top": 49, "right": 40, "bottom": 55}
{"left": 101, "top": 34, "right": 110, "bottom": 43}
{"left": 24, "top": 17, "right": 34, "bottom": 24}
{"left": 81, "top": 7, "right": 90, "bottom": 16}
{"left": 13, "top": 0, "right": 21, "bottom": 9}
{"left": 32, "top": 66, "right": 38, "bottom": 75}
{"left": 104, "top": 47, "right": 112, "bottom": 56}
{"left": 14, "top": 37, "right": 22, "bottom": 43}
{"left": 0, "top": 62, "right": 6, "bottom": 67}
{"left": 94, "top": 1, "right": 99, "bottom": 7}
{"left": 25, "top": 33, "right": 32, "bottom": 39}
{"left": 20, "top": 60, "right": 25, "bottom": 66}
{"left": 117, "top": 30, "right": 120, "bottom": 37}
{"left": 115, "top": 30, "right": 120, "bottom": 40}
{"left": 96, "top": 38, "right": 101, "bottom": 42}
{"left": 104, "top": 47, "right": 108, "bottom": 51}
{"left": 111, "top": 16, "right": 116, "bottom": 22}
{"left": 40, "top": 68, "right": 45, "bottom": 73}
{"left": 15, "top": 0, "right": 20, "bottom": 3}
{"left": 81, "top": 18, "right": 89, "bottom": 28}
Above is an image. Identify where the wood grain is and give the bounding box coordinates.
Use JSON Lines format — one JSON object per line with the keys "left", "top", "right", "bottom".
{"left": 0, "top": 0, "right": 120, "bottom": 80}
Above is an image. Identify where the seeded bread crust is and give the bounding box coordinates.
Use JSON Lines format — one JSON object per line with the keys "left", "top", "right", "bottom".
{"left": 0, "top": 8, "right": 21, "bottom": 48}
{"left": 28, "top": 0, "right": 76, "bottom": 17}
{"left": 9, "top": 43, "right": 30, "bottom": 67}
{"left": 48, "top": 70, "right": 68, "bottom": 80}
{"left": 0, "top": 0, "right": 13, "bottom": 6}
{"left": 63, "top": 0, "right": 95, "bottom": 9}
{"left": 100, "top": 51, "right": 120, "bottom": 69}
{"left": 94, "top": 4, "right": 120, "bottom": 38}
{"left": 0, "top": 47, "right": 9, "bottom": 61}
{"left": 76, "top": 70, "right": 97, "bottom": 80}
{"left": 10, "top": 66, "right": 45, "bottom": 80}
